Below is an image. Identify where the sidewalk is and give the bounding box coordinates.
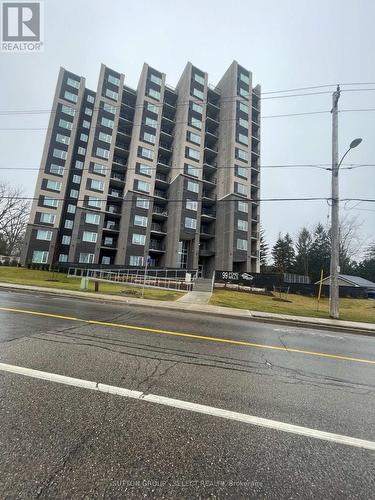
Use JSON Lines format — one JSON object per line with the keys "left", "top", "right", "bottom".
{"left": 0, "top": 281, "right": 374, "bottom": 335}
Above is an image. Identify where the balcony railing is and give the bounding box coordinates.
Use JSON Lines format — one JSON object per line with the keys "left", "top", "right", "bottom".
{"left": 154, "top": 189, "right": 167, "bottom": 199}
{"left": 151, "top": 223, "right": 165, "bottom": 233}
{"left": 149, "top": 240, "right": 165, "bottom": 251}
{"left": 152, "top": 206, "right": 168, "bottom": 217}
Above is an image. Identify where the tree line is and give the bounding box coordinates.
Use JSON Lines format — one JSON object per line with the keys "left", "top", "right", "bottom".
{"left": 0, "top": 182, "right": 30, "bottom": 257}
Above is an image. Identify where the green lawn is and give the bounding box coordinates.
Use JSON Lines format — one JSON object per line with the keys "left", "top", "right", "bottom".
{"left": 210, "top": 288, "right": 375, "bottom": 324}
{"left": 0, "top": 267, "right": 184, "bottom": 302}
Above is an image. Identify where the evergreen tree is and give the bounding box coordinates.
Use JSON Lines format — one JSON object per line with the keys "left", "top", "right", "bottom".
{"left": 271, "top": 233, "right": 295, "bottom": 273}
{"left": 259, "top": 226, "right": 269, "bottom": 272}
{"left": 294, "top": 227, "right": 312, "bottom": 276}
{"left": 309, "top": 223, "right": 331, "bottom": 282}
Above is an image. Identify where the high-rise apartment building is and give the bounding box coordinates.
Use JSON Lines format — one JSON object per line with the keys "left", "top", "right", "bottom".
{"left": 21, "top": 61, "right": 261, "bottom": 276}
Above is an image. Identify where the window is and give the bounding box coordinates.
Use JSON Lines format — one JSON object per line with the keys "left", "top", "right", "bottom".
{"left": 239, "top": 87, "right": 249, "bottom": 98}
{"left": 136, "top": 197, "right": 150, "bottom": 209}
{"left": 136, "top": 180, "right": 150, "bottom": 193}
{"left": 103, "top": 103, "right": 116, "bottom": 114}
{"left": 145, "top": 117, "right": 157, "bottom": 128}
{"left": 186, "top": 199, "right": 198, "bottom": 211}
{"left": 139, "top": 147, "right": 154, "bottom": 160}
{"left": 192, "top": 87, "right": 204, "bottom": 100}
{"left": 40, "top": 213, "right": 55, "bottom": 224}
{"left": 80, "top": 133, "right": 88, "bottom": 142}
{"left": 49, "top": 164, "right": 64, "bottom": 176}
{"left": 239, "top": 102, "right": 249, "bottom": 113}
{"left": 78, "top": 146, "right": 86, "bottom": 155}
{"left": 87, "top": 94, "right": 95, "bottom": 104}
{"left": 64, "top": 219, "right": 73, "bottom": 229}
{"left": 142, "top": 132, "right": 155, "bottom": 144}
{"left": 43, "top": 196, "right": 59, "bottom": 208}
{"left": 101, "top": 256, "right": 111, "bottom": 265}
{"left": 59, "top": 119, "right": 72, "bottom": 130}
{"left": 82, "top": 120, "right": 90, "bottom": 129}
{"left": 239, "top": 73, "right": 250, "bottom": 85}
{"left": 46, "top": 179, "right": 61, "bottom": 191}
{"left": 82, "top": 231, "right": 98, "bottom": 243}
{"left": 190, "top": 117, "right": 202, "bottom": 130}
{"left": 67, "top": 204, "right": 76, "bottom": 214}
{"left": 236, "top": 183, "right": 248, "bottom": 196}
{"left": 146, "top": 102, "right": 158, "bottom": 114}
{"left": 237, "top": 238, "right": 248, "bottom": 251}
{"left": 139, "top": 163, "right": 152, "bottom": 176}
{"left": 36, "top": 229, "right": 52, "bottom": 241}
{"left": 96, "top": 147, "right": 109, "bottom": 159}
{"left": 238, "top": 133, "right": 249, "bottom": 145}
{"left": 186, "top": 164, "right": 199, "bottom": 177}
{"left": 132, "top": 233, "right": 146, "bottom": 245}
{"left": 85, "top": 213, "right": 100, "bottom": 225}
{"left": 104, "top": 237, "right": 113, "bottom": 246}
{"left": 53, "top": 148, "right": 67, "bottom": 160}
{"left": 61, "top": 105, "right": 75, "bottom": 116}
{"left": 70, "top": 189, "right": 79, "bottom": 198}
{"left": 192, "top": 102, "right": 203, "bottom": 114}
{"left": 185, "top": 217, "right": 197, "bottom": 229}
{"left": 150, "top": 74, "right": 162, "bottom": 85}
{"left": 64, "top": 91, "right": 78, "bottom": 103}
{"left": 129, "top": 255, "right": 144, "bottom": 266}
{"left": 187, "top": 180, "right": 199, "bottom": 193}
{"left": 148, "top": 88, "right": 160, "bottom": 100}
{"left": 187, "top": 131, "right": 201, "bottom": 145}
{"left": 238, "top": 219, "right": 248, "bottom": 231}
{"left": 67, "top": 77, "right": 80, "bottom": 89}
{"left": 92, "top": 163, "right": 107, "bottom": 175}
{"left": 101, "top": 117, "right": 114, "bottom": 129}
{"left": 32, "top": 250, "right": 48, "bottom": 264}
{"left": 194, "top": 73, "right": 205, "bottom": 85}
{"left": 88, "top": 197, "right": 102, "bottom": 208}
{"left": 72, "top": 174, "right": 81, "bottom": 184}
{"left": 134, "top": 215, "right": 148, "bottom": 227}
{"left": 239, "top": 118, "right": 248, "bottom": 129}
{"left": 85, "top": 107, "right": 93, "bottom": 116}
{"left": 99, "top": 132, "right": 112, "bottom": 144}
{"left": 238, "top": 200, "right": 248, "bottom": 213}
{"left": 90, "top": 179, "right": 105, "bottom": 191}
{"left": 236, "top": 148, "right": 248, "bottom": 162}
{"left": 59, "top": 254, "right": 68, "bottom": 262}
{"left": 79, "top": 253, "right": 95, "bottom": 264}
{"left": 62, "top": 235, "right": 71, "bottom": 245}
{"left": 186, "top": 147, "right": 200, "bottom": 161}
{"left": 108, "top": 74, "right": 120, "bottom": 86}
{"left": 235, "top": 165, "right": 248, "bottom": 179}
{"left": 105, "top": 88, "right": 118, "bottom": 100}
{"left": 56, "top": 133, "right": 70, "bottom": 145}
{"left": 75, "top": 160, "right": 84, "bottom": 169}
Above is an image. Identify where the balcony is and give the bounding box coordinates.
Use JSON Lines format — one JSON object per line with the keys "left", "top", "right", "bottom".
{"left": 155, "top": 173, "right": 169, "bottom": 188}
{"left": 154, "top": 189, "right": 168, "bottom": 200}
{"left": 110, "top": 172, "right": 126, "bottom": 184}
{"left": 149, "top": 240, "right": 166, "bottom": 252}
{"left": 200, "top": 225, "right": 215, "bottom": 239}
{"left": 202, "top": 176, "right": 217, "bottom": 186}
{"left": 113, "top": 156, "right": 126, "bottom": 167}
{"left": 157, "top": 157, "right": 171, "bottom": 172}
{"left": 199, "top": 244, "right": 216, "bottom": 257}
{"left": 104, "top": 221, "right": 119, "bottom": 232}
{"left": 106, "top": 205, "right": 121, "bottom": 215}
{"left": 150, "top": 223, "right": 166, "bottom": 235}
{"left": 159, "top": 141, "right": 172, "bottom": 154}
{"left": 108, "top": 189, "right": 122, "bottom": 198}
{"left": 201, "top": 208, "right": 216, "bottom": 219}
{"left": 202, "top": 190, "right": 217, "bottom": 201}
{"left": 152, "top": 206, "right": 168, "bottom": 220}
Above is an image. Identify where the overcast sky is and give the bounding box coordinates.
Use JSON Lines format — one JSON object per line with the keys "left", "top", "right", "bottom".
{"left": 0, "top": 0, "right": 374, "bottom": 254}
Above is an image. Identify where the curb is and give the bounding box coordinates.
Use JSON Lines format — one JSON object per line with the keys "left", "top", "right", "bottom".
{"left": 0, "top": 282, "right": 374, "bottom": 336}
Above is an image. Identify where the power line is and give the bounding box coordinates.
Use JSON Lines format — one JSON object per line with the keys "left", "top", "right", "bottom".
{"left": 261, "top": 82, "right": 375, "bottom": 95}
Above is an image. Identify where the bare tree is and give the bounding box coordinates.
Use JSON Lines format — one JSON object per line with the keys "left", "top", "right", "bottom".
{"left": 0, "top": 182, "right": 30, "bottom": 256}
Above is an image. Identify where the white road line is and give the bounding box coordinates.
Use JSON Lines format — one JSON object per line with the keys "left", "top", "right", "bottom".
{"left": 1, "top": 362, "right": 374, "bottom": 451}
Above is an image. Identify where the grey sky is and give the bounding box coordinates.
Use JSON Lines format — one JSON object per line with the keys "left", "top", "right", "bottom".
{"left": 0, "top": 0, "right": 374, "bottom": 254}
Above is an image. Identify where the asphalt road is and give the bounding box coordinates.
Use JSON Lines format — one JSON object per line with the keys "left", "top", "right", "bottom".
{"left": 0, "top": 289, "right": 374, "bottom": 499}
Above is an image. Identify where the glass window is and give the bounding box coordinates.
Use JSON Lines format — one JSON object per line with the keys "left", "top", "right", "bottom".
{"left": 96, "top": 147, "right": 109, "bottom": 159}
{"left": 188, "top": 131, "right": 201, "bottom": 145}
{"left": 53, "top": 148, "right": 67, "bottom": 160}
{"left": 32, "top": 250, "right": 48, "bottom": 264}
{"left": 137, "top": 180, "right": 150, "bottom": 193}
{"left": 148, "top": 88, "right": 160, "bottom": 100}
{"left": 79, "top": 253, "right": 95, "bottom": 264}
{"left": 239, "top": 102, "right": 249, "bottom": 113}
{"left": 238, "top": 133, "right": 249, "bottom": 145}
{"left": 101, "top": 117, "right": 114, "bottom": 129}
{"left": 72, "top": 174, "right": 81, "bottom": 184}
{"left": 80, "top": 133, "right": 88, "bottom": 142}
{"left": 92, "top": 163, "right": 107, "bottom": 175}
{"left": 186, "top": 147, "right": 200, "bottom": 161}
{"left": 145, "top": 117, "right": 157, "bottom": 128}
{"left": 43, "top": 196, "right": 59, "bottom": 208}
{"left": 236, "top": 183, "right": 248, "bottom": 196}
{"left": 59, "top": 119, "right": 72, "bottom": 130}
{"left": 90, "top": 179, "right": 105, "bottom": 191}
{"left": 190, "top": 117, "right": 202, "bottom": 130}
{"left": 105, "top": 88, "right": 118, "bottom": 100}
{"left": 78, "top": 146, "right": 86, "bottom": 155}
{"left": 36, "top": 229, "right": 52, "bottom": 241}
{"left": 238, "top": 200, "right": 248, "bottom": 213}
{"left": 192, "top": 87, "right": 204, "bottom": 100}
{"left": 82, "top": 120, "right": 90, "bottom": 129}
{"left": 239, "top": 118, "right": 248, "bottom": 129}
{"left": 67, "top": 77, "right": 80, "bottom": 89}
{"left": 134, "top": 215, "right": 148, "bottom": 227}
{"left": 82, "top": 231, "right": 98, "bottom": 243}
{"left": 102, "top": 256, "right": 111, "bottom": 265}
{"left": 236, "top": 165, "right": 248, "bottom": 179}
{"left": 67, "top": 204, "right": 76, "bottom": 214}
{"left": 64, "top": 219, "right": 73, "bottom": 229}
{"left": 187, "top": 180, "right": 199, "bottom": 193}
{"left": 46, "top": 179, "right": 61, "bottom": 191}
{"left": 132, "top": 233, "right": 146, "bottom": 245}
{"left": 85, "top": 213, "right": 100, "bottom": 225}
{"left": 239, "top": 73, "right": 250, "bottom": 85}
{"left": 85, "top": 107, "right": 93, "bottom": 116}
{"left": 129, "top": 255, "right": 144, "bottom": 266}
{"left": 59, "top": 254, "right": 68, "bottom": 262}
{"left": 87, "top": 95, "right": 95, "bottom": 103}
{"left": 146, "top": 102, "right": 158, "bottom": 114}
{"left": 150, "top": 74, "right": 162, "bottom": 85}
{"left": 56, "top": 133, "right": 70, "bottom": 145}
{"left": 142, "top": 132, "right": 155, "bottom": 144}
{"left": 62, "top": 235, "right": 71, "bottom": 245}
{"left": 139, "top": 163, "right": 152, "bottom": 176}
{"left": 186, "top": 199, "right": 198, "bottom": 211}
{"left": 237, "top": 238, "right": 248, "bottom": 250}
{"left": 75, "top": 160, "right": 84, "bottom": 169}
{"left": 61, "top": 105, "right": 75, "bottom": 116}
{"left": 88, "top": 197, "right": 102, "bottom": 208}
{"left": 104, "top": 236, "right": 113, "bottom": 246}
{"left": 186, "top": 164, "right": 199, "bottom": 177}
{"left": 192, "top": 102, "right": 203, "bottom": 114}
{"left": 64, "top": 91, "right": 78, "bottom": 103}
{"left": 139, "top": 147, "right": 154, "bottom": 160}
{"left": 185, "top": 217, "right": 197, "bottom": 229}
{"left": 194, "top": 73, "right": 205, "bottom": 85}
{"left": 103, "top": 103, "right": 116, "bottom": 114}
{"left": 40, "top": 213, "right": 55, "bottom": 224}
{"left": 239, "top": 87, "right": 249, "bottom": 98}
{"left": 236, "top": 148, "right": 248, "bottom": 162}
{"left": 108, "top": 74, "right": 120, "bottom": 86}
{"left": 70, "top": 189, "right": 79, "bottom": 198}
{"left": 49, "top": 164, "right": 64, "bottom": 176}
{"left": 136, "top": 197, "right": 150, "bottom": 209}
{"left": 238, "top": 219, "right": 248, "bottom": 231}
{"left": 99, "top": 132, "right": 112, "bottom": 144}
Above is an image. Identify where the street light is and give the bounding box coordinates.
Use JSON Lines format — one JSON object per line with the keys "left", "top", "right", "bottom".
{"left": 338, "top": 138, "right": 363, "bottom": 169}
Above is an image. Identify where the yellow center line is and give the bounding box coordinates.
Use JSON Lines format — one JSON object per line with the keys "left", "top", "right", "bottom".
{"left": 0, "top": 306, "right": 374, "bottom": 365}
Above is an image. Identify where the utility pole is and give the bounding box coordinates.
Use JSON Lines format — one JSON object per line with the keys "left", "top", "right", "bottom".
{"left": 330, "top": 85, "right": 340, "bottom": 319}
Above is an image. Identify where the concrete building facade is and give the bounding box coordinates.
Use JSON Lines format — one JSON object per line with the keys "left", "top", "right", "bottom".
{"left": 22, "top": 61, "right": 261, "bottom": 276}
